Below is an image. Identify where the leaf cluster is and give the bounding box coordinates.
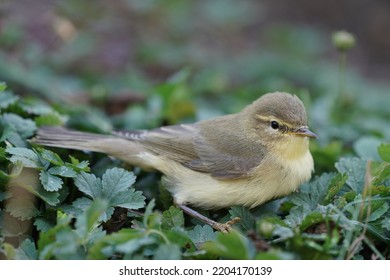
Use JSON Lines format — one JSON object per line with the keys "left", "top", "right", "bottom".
{"left": 1, "top": 82, "right": 389, "bottom": 260}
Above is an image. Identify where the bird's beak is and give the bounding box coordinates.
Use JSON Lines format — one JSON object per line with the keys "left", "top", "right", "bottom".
{"left": 292, "top": 126, "right": 318, "bottom": 139}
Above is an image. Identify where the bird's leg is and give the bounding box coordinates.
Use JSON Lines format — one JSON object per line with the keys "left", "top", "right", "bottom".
{"left": 177, "top": 204, "right": 240, "bottom": 233}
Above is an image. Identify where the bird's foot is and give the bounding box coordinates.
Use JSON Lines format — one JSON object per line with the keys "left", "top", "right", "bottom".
{"left": 211, "top": 217, "right": 241, "bottom": 233}
{"left": 177, "top": 204, "right": 241, "bottom": 233}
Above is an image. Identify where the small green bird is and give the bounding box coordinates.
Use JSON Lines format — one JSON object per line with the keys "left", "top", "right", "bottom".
{"left": 34, "top": 92, "right": 317, "bottom": 232}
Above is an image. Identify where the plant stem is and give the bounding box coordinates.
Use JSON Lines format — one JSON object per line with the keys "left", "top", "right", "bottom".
{"left": 146, "top": 229, "right": 170, "bottom": 244}
{"left": 338, "top": 51, "right": 347, "bottom": 100}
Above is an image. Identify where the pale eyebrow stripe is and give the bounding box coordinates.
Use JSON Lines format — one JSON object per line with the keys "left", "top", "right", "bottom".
{"left": 254, "top": 114, "right": 293, "bottom": 132}
{"left": 255, "top": 114, "right": 273, "bottom": 122}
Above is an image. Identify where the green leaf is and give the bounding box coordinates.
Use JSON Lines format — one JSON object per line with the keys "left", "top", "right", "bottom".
{"left": 34, "top": 217, "right": 55, "bottom": 232}
{"left": 68, "top": 156, "right": 90, "bottom": 172}
{"left": 24, "top": 183, "right": 60, "bottom": 206}
{"left": 165, "top": 227, "right": 194, "bottom": 251}
{"left": 335, "top": 157, "right": 367, "bottom": 193}
{"left": 83, "top": 199, "right": 108, "bottom": 232}
{"left": 75, "top": 199, "right": 109, "bottom": 237}
{"left": 88, "top": 229, "right": 154, "bottom": 259}
{"left": 39, "top": 149, "right": 64, "bottom": 166}
{"left": 143, "top": 199, "right": 156, "bottom": 228}
{"left": 70, "top": 107, "right": 113, "bottom": 133}
{"left": 118, "top": 235, "right": 156, "bottom": 257}
{"left": 37, "top": 211, "right": 89, "bottom": 260}
{"left": 229, "top": 206, "right": 255, "bottom": 231}
{"left": 0, "top": 91, "right": 19, "bottom": 109}
{"left": 382, "top": 217, "right": 390, "bottom": 231}
{"left": 0, "top": 170, "right": 11, "bottom": 191}
{"left": 202, "top": 230, "right": 251, "bottom": 260}
{"left": 188, "top": 225, "right": 216, "bottom": 247}
{"left": 2, "top": 113, "right": 36, "bottom": 138}
{"left": 37, "top": 211, "right": 71, "bottom": 250}
{"left": 6, "top": 147, "right": 41, "bottom": 168}
{"left": 158, "top": 182, "right": 174, "bottom": 209}
{"left": 74, "top": 172, "right": 102, "bottom": 199}
{"left": 73, "top": 197, "right": 94, "bottom": 210}
{"left": 17, "top": 98, "right": 54, "bottom": 115}
{"left": 64, "top": 197, "right": 93, "bottom": 217}
{"left": 378, "top": 143, "right": 390, "bottom": 162}
{"left": 353, "top": 136, "right": 381, "bottom": 160}
{"left": 74, "top": 168, "right": 141, "bottom": 213}
{"left": 344, "top": 196, "right": 389, "bottom": 223}
{"left": 154, "top": 243, "right": 181, "bottom": 260}
{"left": 161, "top": 206, "right": 184, "bottom": 230}
{"left": 48, "top": 166, "right": 77, "bottom": 178}
{"left": 284, "top": 205, "right": 310, "bottom": 228}
{"left": 272, "top": 225, "right": 294, "bottom": 242}
{"left": 66, "top": 197, "right": 114, "bottom": 223}
{"left": 52, "top": 228, "right": 84, "bottom": 259}
{"left": 74, "top": 168, "right": 146, "bottom": 214}
{"left": 39, "top": 171, "right": 63, "bottom": 192}
{"left": 86, "top": 227, "right": 107, "bottom": 250}
{"left": 290, "top": 173, "right": 336, "bottom": 209}
{"left": 371, "top": 161, "right": 390, "bottom": 185}
{"left": 1, "top": 129, "right": 25, "bottom": 147}
{"left": 122, "top": 236, "right": 156, "bottom": 259}
{"left": 255, "top": 250, "right": 293, "bottom": 260}
{"left": 35, "top": 113, "right": 64, "bottom": 126}
{"left": 0, "top": 82, "right": 7, "bottom": 91}
{"left": 14, "top": 239, "right": 38, "bottom": 260}
{"left": 365, "top": 201, "right": 389, "bottom": 222}
{"left": 0, "top": 146, "right": 6, "bottom": 159}
{"left": 300, "top": 211, "right": 324, "bottom": 231}
{"left": 101, "top": 167, "right": 136, "bottom": 198}
{"left": 0, "top": 120, "right": 14, "bottom": 143}
{"left": 324, "top": 173, "right": 348, "bottom": 204}
{"left": 106, "top": 189, "right": 145, "bottom": 210}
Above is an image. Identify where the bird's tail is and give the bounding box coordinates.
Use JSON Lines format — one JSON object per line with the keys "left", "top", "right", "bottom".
{"left": 32, "top": 126, "right": 149, "bottom": 167}
{"left": 32, "top": 126, "right": 114, "bottom": 152}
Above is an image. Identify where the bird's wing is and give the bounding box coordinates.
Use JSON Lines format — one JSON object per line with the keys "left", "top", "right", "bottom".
{"left": 185, "top": 138, "right": 265, "bottom": 180}
{"left": 113, "top": 124, "right": 199, "bottom": 164}
{"left": 189, "top": 116, "right": 266, "bottom": 179}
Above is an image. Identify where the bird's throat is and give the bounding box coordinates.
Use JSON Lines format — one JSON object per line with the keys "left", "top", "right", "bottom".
{"left": 276, "top": 136, "right": 310, "bottom": 160}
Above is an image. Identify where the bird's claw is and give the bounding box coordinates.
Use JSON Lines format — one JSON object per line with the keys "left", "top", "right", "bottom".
{"left": 212, "top": 217, "right": 241, "bottom": 233}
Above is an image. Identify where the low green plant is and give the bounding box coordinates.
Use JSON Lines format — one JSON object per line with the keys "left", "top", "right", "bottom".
{"left": 0, "top": 79, "right": 389, "bottom": 260}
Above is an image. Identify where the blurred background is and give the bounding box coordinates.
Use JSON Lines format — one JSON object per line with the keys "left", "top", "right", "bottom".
{"left": 1, "top": 0, "right": 390, "bottom": 173}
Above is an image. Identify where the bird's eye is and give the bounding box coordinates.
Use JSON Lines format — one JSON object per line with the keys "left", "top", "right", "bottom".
{"left": 270, "top": 121, "right": 280, "bottom": 129}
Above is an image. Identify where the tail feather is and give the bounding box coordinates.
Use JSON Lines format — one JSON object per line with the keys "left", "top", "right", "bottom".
{"left": 32, "top": 126, "right": 149, "bottom": 167}
{"left": 32, "top": 126, "right": 112, "bottom": 152}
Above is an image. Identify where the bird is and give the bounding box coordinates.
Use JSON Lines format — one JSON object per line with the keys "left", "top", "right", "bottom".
{"left": 33, "top": 92, "right": 317, "bottom": 232}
